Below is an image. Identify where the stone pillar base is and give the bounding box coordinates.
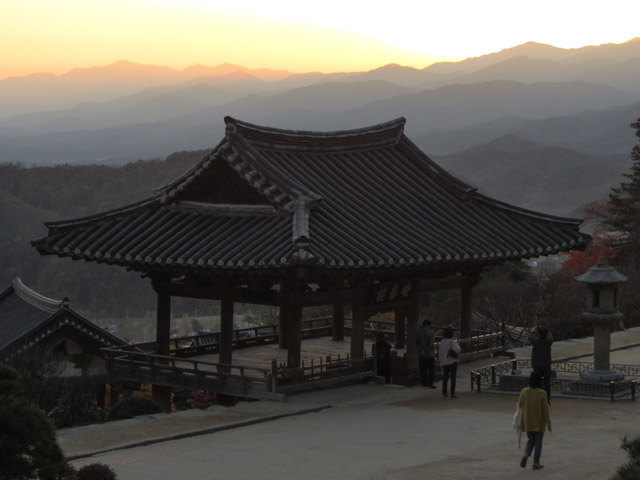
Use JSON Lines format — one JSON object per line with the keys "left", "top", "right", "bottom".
{"left": 580, "top": 370, "right": 625, "bottom": 382}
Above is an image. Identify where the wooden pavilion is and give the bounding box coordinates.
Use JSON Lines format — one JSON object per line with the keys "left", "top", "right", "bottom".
{"left": 32, "top": 116, "right": 589, "bottom": 407}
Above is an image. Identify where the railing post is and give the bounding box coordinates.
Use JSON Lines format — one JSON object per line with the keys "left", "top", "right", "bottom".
{"left": 632, "top": 380, "right": 636, "bottom": 401}
{"left": 610, "top": 381, "right": 616, "bottom": 402}
{"left": 128, "top": 352, "right": 135, "bottom": 376}
{"left": 270, "top": 359, "right": 278, "bottom": 393}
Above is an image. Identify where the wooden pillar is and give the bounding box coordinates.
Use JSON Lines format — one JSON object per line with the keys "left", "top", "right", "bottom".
{"left": 394, "top": 308, "right": 406, "bottom": 349}
{"left": 460, "top": 283, "right": 473, "bottom": 344}
{"left": 156, "top": 288, "right": 171, "bottom": 356}
{"left": 152, "top": 385, "right": 172, "bottom": 412}
{"left": 332, "top": 302, "right": 345, "bottom": 341}
{"left": 350, "top": 293, "right": 366, "bottom": 359}
{"left": 108, "top": 384, "right": 119, "bottom": 408}
{"left": 279, "top": 303, "right": 289, "bottom": 349}
{"left": 153, "top": 286, "right": 172, "bottom": 412}
{"left": 286, "top": 294, "right": 303, "bottom": 367}
{"left": 219, "top": 299, "right": 234, "bottom": 370}
{"left": 405, "top": 288, "right": 419, "bottom": 373}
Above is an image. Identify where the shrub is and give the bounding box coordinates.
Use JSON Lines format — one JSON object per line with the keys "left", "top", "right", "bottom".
{"left": 44, "top": 377, "right": 107, "bottom": 428}
{"left": 76, "top": 463, "right": 118, "bottom": 480}
{"left": 0, "top": 362, "right": 23, "bottom": 399}
{"left": 57, "top": 464, "right": 78, "bottom": 480}
{"left": 610, "top": 435, "right": 640, "bottom": 480}
{"left": 108, "top": 396, "right": 161, "bottom": 420}
{"left": 0, "top": 364, "right": 65, "bottom": 480}
{"left": 186, "top": 390, "right": 217, "bottom": 409}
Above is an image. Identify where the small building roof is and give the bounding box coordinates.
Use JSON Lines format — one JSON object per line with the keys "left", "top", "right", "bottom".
{"left": 574, "top": 257, "right": 628, "bottom": 284}
{"left": 0, "top": 275, "right": 125, "bottom": 359}
{"left": 32, "top": 117, "right": 589, "bottom": 279}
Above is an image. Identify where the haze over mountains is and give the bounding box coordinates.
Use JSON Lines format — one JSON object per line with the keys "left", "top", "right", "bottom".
{"left": 1, "top": 38, "right": 639, "bottom": 316}
{"left": 1, "top": 38, "right": 640, "bottom": 216}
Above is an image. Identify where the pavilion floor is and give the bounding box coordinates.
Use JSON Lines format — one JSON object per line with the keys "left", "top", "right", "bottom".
{"left": 192, "top": 337, "right": 393, "bottom": 371}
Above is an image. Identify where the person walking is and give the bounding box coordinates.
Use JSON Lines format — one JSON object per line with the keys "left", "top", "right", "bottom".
{"left": 438, "top": 327, "right": 461, "bottom": 398}
{"left": 416, "top": 319, "right": 436, "bottom": 388}
{"left": 530, "top": 326, "right": 553, "bottom": 404}
{"left": 518, "top": 371, "right": 552, "bottom": 470}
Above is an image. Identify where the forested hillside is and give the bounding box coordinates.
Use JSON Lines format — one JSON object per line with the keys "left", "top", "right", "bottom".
{"left": 1, "top": 137, "right": 630, "bottom": 321}
{"left": 0, "top": 150, "right": 207, "bottom": 317}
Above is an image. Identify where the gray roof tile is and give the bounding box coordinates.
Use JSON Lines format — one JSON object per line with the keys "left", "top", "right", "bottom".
{"left": 32, "top": 117, "right": 589, "bottom": 274}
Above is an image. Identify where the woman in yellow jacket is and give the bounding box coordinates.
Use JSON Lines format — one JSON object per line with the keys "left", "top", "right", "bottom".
{"left": 519, "top": 371, "right": 551, "bottom": 470}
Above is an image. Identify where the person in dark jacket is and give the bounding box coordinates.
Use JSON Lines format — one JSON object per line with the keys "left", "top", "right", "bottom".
{"left": 416, "top": 319, "right": 436, "bottom": 388}
{"left": 530, "top": 326, "right": 553, "bottom": 404}
{"left": 374, "top": 332, "right": 392, "bottom": 384}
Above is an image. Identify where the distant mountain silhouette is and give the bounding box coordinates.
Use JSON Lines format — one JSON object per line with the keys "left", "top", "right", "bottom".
{"left": 424, "top": 38, "right": 640, "bottom": 75}
{"left": 0, "top": 37, "right": 639, "bottom": 176}
{"left": 324, "top": 80, "right": 638, "bottom": 132}
{"left": 3, "top": 37, "right": 639, "bottom": 120}
{"left": 0, "top": 62, "right": 290, "bottom": 118}
{"left": 414, "top": 101, "right": 640, "bottom": 156}
{"left": 433, "top": 135, "right": 631, "bottom": 217}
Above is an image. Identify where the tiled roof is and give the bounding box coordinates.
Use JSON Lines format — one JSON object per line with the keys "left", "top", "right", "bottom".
{"left": 32, "top": 117, "right": 589, "bottom": 274}
{"left": 0, "top": 276, "right": 125, "bottom": 358}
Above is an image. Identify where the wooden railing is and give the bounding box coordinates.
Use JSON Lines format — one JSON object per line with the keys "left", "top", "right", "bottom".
{"left": 273, "top": 352, "right": 375, "bottom": 395}
{"left": 105, "top": 320, "right": 506, "bottom": 399}
{"left": 102, "top": 346, "right": 282, "bottom": 401}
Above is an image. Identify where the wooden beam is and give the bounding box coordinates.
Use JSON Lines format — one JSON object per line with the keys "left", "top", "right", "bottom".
{"left": 394, "top": 309, "right": 406, "bottom": 349}
{"left": 167, "top": 282, "right": 281, "bottom": 306}
{"left": 279, "top": 302, "right": 288, "bottom": 349}
{"left": 460, "top": 284, "right": 473, "bottom": 345}
{"left": 300, "top": 288, "right": 362, "bottom": 307}
{"left": 287, "top": 294, "right": 302, "bottom": 368}
{"left": 416, "top": 274, "right": 481, "bottom": 292}
{"left": 219, "top": 299, "right": 234, "bottom": 370}
{"left": 152, "top": 385, "right": 172, "bottom": 412}
{"left": 366, "top": 299, "right": 413, "bottom": 313}
{"left": 332, "top": 302, "right": 345, "bottom": 341}
{"left": 405, "top": 285, "right": 419, "bottom": 374}
{"left": 351, "top": 293, "right": 366, "bottom": 359}
{"left": 152, "top": 278, "right": 173, "bottom": 411}
{"left": 156, "top": 288, "right": 171, "bottom": 357}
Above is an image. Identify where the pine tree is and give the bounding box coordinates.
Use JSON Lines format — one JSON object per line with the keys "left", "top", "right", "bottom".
{"left": 0, "top": 363, "right": 66, "bottom": 480}
{"left": 608, "top": 118, "right": 640, "bottom": 246}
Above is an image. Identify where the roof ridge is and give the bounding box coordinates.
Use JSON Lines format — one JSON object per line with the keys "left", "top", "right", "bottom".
{"left": 12, "top": 275, "right": 65, "bottom": 313}
{"left": 39, "top": 196, "right": 163, "bottom": 230}
{"left": 224, "top": 116, "right": 406, "bottom": 152}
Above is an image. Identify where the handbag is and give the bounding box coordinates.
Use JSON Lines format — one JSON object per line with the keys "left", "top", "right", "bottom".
{"left": 447, "top": 339, "right": 458, "bottom": 359}
{"left": 512, "top": 405, "right": 523, "bottom": 447}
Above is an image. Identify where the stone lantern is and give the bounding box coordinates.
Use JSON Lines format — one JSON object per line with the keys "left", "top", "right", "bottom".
{"left": 574, "top": 257, "right": 627, "bottom": 381}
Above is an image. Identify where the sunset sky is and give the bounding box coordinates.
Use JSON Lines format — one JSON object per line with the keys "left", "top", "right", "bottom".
{"left": 2, "top": 0, "right": 639, "bottom": 79}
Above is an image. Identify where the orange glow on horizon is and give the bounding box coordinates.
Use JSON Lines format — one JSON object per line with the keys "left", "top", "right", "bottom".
{"left": 1, "top": 0, "right": 638, "bottom": 80}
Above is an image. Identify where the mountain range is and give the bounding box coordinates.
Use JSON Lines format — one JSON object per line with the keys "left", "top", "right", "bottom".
{"left": 1, "top": 37, "right": 639, "bottom": 216}
{"left": 2, "top": 38, "right": 640, "bottom": 318}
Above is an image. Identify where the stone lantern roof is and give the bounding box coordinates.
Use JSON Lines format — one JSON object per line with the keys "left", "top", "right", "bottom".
{"left": 574, "top": 257, "right": 628, "bottom": 284}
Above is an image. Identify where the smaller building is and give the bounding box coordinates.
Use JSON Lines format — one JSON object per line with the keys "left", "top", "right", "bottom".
{"left": 0, "top": 275, "right": 125, "bottom": 376}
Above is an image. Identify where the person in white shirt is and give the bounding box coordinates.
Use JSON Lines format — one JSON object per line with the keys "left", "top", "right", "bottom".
{"left": 438, "top": 327, "right": 462, "bottom": 398}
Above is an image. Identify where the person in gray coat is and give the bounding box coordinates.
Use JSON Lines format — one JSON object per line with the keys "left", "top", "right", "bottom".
{"left": 416, "top": 319, "right": 437, "bottom": 388}
{"left": 530, "top": 326, "right": 553, "bottom": 404}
